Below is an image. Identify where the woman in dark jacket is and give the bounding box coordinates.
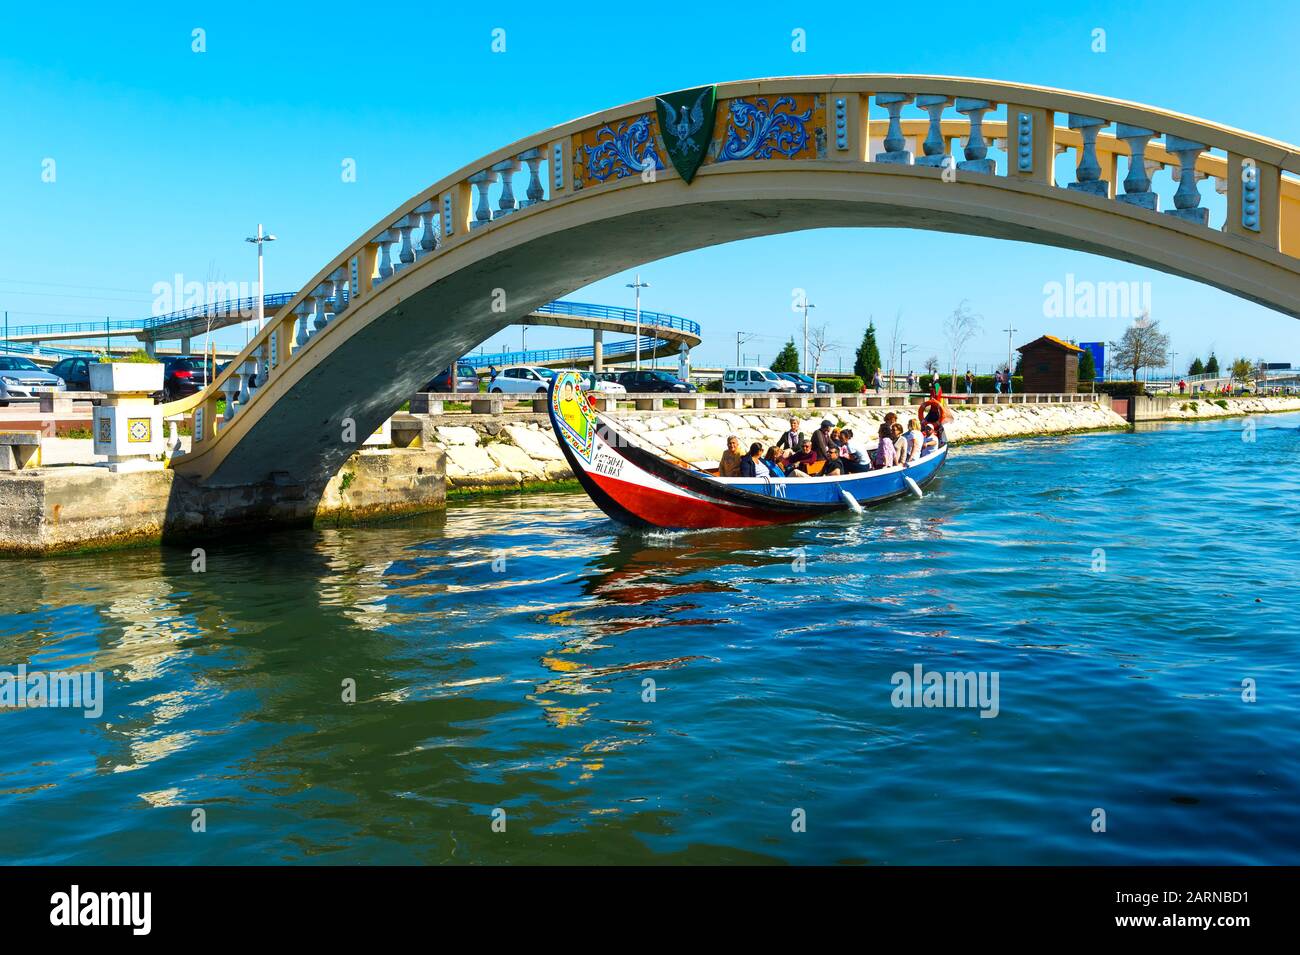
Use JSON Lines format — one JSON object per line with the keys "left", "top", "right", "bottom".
{"left": 739, "top": 442, "right": 764, "bottom": 477}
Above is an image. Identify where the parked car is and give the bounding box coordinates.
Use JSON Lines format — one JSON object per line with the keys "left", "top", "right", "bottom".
{"left": 616, "top": 369, "right": 696, "bottom": 393}
{"left": 778, "top": 372, "right": 834, "bottom": 394}
{"left": 576, "top": 371, "right": 626, "bottom": 395}
{"left": 159, "top": 356, "right": 214, "bottom": 402}
{"left": 48, "top": 356, "right": 93, "bottom": 392}
{"left": 722, "top": 366, "right": 797, "bottom": 393}
{"left": 424, "top": 362, "right": 480, "bottom": 393}
{"left": 489, "top": 365, "right": 556, "bottom": 394}
{"left": 0, "top": 356, "right": 66, "bottom": 405}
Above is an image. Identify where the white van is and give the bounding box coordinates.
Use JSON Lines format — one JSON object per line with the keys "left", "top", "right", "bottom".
{"left": 722, "top": 366, "right": 797, "bottom": 393}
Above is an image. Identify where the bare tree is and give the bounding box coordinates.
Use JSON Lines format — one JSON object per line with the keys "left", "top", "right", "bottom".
{"left": 1110, "top": 316, "right": 1170, "bottom": 380}
{"left": 807, "top": 323, "right": 842, "bottom": 387}
{"left": 943, "top": 300, "right": 982, "bottom": 392}
{"left": 886, "top": 310, "right": 903, "bottom": 391}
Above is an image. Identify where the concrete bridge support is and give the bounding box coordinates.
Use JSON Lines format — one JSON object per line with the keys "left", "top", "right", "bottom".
{"left": 593, "top": 329, "right": 603, "bottom": 373}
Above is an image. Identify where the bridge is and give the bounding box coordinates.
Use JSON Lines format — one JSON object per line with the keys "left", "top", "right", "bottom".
{"left": 3, "top": 296, "right": 699, "bottom": 372}
{"left": 159, "top": 74, "right": 1300, "bottom": 488}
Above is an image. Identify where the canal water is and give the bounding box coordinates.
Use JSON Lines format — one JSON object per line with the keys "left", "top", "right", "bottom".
{"left": 2, "top": 413, "right": 1299, "bottom": 865}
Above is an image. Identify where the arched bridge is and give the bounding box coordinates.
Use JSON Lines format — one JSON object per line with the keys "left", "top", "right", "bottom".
{"left": 164, "top": 74, "right": 1300, "bottom": 487}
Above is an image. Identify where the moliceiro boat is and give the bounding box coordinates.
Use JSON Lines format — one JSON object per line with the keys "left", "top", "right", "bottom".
{"left": 546, "top": 371, "right": 947, "bottom": 529}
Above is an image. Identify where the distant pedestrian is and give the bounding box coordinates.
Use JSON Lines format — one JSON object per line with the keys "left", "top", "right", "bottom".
{"left": 994, "top": 369, "right": 1003, "bottom": 394}
{"left": 872, "top": 369, "right": 882, "bottom": 394}
{"left": 965, "top": 369, "right": 974, "bottom": 395}
{"left": 1178, "top": 378, "right": 1187, "bottom": 394}
{"left": 907, "top": 371, "right": 916, "bottom": 392}
{"left": 1005, "top": 370, "right": 1013, "bottom": 395}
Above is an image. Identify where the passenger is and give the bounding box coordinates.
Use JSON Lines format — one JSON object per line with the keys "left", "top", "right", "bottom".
{"left": 811, "top": 419, "right": 836, "bottom": 458}
{"left": 891, "top": 422, "right": 906, "bottom": 462}
{"left": 719, "top": 435, "right": 743, "bottom": 477}
{"left": 777, "top": 418, "right": 805, "bottom": 452}
{"left": 786, "top": 439, "right": 820, "bottom": 476}
{"left": 762, "top": 446, "right": 787, "bottom": 478}
{"left": 739, "top": 441, "right": 764, "bottom": 478}
{"left": 875, "top": 423, "right": 897, "bottom": 468}
{"left": 840, "top": 429, "right": 869, "bottom": 472}
{"left": 821, "top": 446, "right": 846, "bottom": 476}
{"left": 921, "top": 424, "right": 939, "bottom": 456}
{"left": 901, "top": 418, "right": 922, "bottom": 464}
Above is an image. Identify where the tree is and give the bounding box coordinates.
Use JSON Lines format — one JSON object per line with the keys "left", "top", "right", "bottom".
{"left": 1188, "top": 357, "right": 1205, "bottom": 376}
{"left": 1230, "top": 357, "right": 1255, "bottom": 390}
{"left": 1078, "top": 348, "right": 1097, "bottom": 382}
{"left": 854, "top": 320, "right": 882, "bottom": 381}
{"left": 943, "top": 300, "right": 981, "bottom": 392}
{"left": 1205, "top": 353, "right": 1220, "bottom": 376}
{"left": 771, "top": 337, "right": 801, "bottom": 373}
{"left": 1110, "top": 318, "right": 1171, "bottom": 380}
{"left": 807, "top": 323, "right": 840, "bottom": 385}
{"left": 924, "top": 355, "right": 939, "bottom": 377}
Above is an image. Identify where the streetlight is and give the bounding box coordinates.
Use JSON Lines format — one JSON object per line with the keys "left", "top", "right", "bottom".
{"left": 796, "top": 295, "right": 815, "bottom": 374}
{"left": 626, "top": 274, "right": 650, "bottom": 371}
{"left": 244, "top": 224, "right": 277, "bottom": 341}
{"left": 1002, "top": 322, "right": 1017, "bottom": 389}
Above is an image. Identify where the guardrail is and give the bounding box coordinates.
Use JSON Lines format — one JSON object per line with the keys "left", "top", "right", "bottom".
{"left": 405, "top": 390, "right": 1102, "bottom": 414}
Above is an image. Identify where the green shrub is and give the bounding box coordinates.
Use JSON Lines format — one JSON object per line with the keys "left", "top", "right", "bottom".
{"left": 1094, "top": 380, "right": 1148, "bottom": 398}
{"left": 823, "top": 376, "right": 864, "bottom": 393}
{"left": 99, "top": 349, "right": 159, "bottom": 364}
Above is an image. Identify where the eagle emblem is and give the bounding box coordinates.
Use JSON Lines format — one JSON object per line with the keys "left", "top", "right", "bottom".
{"left": 653, "top": 85, "right": 717, "bottom": 184}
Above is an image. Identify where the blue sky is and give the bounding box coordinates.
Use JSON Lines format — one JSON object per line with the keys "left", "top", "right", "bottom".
{"left": 2, "top": 1, "right": 1298, "bottom": 374}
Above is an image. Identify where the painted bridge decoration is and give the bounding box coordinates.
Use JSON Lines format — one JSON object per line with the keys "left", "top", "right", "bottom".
{"left": 160, "top": 74, "right": 1300, "bottom": 488}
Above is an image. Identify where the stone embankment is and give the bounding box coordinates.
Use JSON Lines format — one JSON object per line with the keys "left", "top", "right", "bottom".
{"left": 428, "top": 400, "right": 1129, "bottom": 492}
{"left": 1131, "top": 394, "right": 1300, "bottom": 422}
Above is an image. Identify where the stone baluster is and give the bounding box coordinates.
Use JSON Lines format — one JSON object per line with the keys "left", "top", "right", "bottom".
{"left": 955, "top": 98, "right": 995, "bottom": 174}
{"left": 416, "top": 202, "right": 439, "bottom": 256}
{"left": 314, "top": 284, "right": 332, "bottom": 333}
{"left": 330, "top": 267, "right": 350, "bottom": 317}
{"left": 518, "top": 148, "right": 545, "bottom": 207}
{"left": 914, "top": 95, "right": 952, "bottom": 168}
{"left": 238, "top": 359, "right": 255, "bottom": 404}
{"left": 491, "top": 159, "right": 521, "bottom": 218}
{"left": 1164, "top": 135, "right": 1209, "bottom": 224}
{"left": 294, "top": 302, "right": 313, "bottom": 349}
{"left": 469, "top": 171, "right": 493, "bottom": 228}
{"left": 222, "top": 370, "right": 240, "bottom": 421}
{"left": 373, "top": 230, "right": 398, "bottom": 286}
{"left": 395, "top": 216, "right": 417, "bottom": 271}
{"left": 874, "top": 93, "right": 914, "bottom": 164}
{"left": 247, "top": 348, "right": 262, "bottom": 395}
{"left": 1115, "top": 124, "right": 1159, "bottom": 210}
{"left": 1066, "top": 114, "right": 1109, "bottom": 195}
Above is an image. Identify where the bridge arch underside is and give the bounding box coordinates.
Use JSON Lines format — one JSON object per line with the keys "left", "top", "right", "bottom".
{"left": 185, "top": 164, "right": 1300, "bottom": 487}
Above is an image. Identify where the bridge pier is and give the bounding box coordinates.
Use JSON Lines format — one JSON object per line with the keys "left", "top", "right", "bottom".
{"left": 592, "top": 330, "right": 603, "bottom": 373}
{"left": 143, "top": 339, "right": 157, "bottom": 358}
{"left": 180, "top": 336, "right": 191, "bottom": 354}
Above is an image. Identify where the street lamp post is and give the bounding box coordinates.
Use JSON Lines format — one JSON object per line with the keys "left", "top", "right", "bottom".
{"left": 797, "top": 296, "right": 815, "bottom": 374}
{"left": 626, "top": 274, "right": 650, "bottom": 371}
{"left": 244, "top": 224, "right": 277, "bottom": 342}
{"left": 1002, "top": 322, "right": 1017, "bottom": 389}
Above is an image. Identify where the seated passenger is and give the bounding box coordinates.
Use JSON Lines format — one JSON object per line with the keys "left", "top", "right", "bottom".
{"left": 891, "top": 422, "right": 906, "bottom": 462}
{"left": 921, "top": 424, "right": 939, "bottom": 455}
{"left": 777, "top": 418, "right": 805, "bottom": 452}
{"left": 875, "top": 422, "right": 897, "bottom": 468}
{"left": 739, "top": 442, "right": 764, "bottom": 477}
{"left": 901, "top": 418, "right": 921, "bottom": 464}
{"left": 821, "top": 446, "right": 846, "bottom": 475}
{"left": 839, "top": 429, "right": 869, "bottom": 472}
{"left": 811, "top": 419, "right": 836, "bottom": 459}
{"left": 786, "top": 439, "right": 821, "bottom": 476}
{"left": 719, "top": 435, "right": 743, "bottom": 477}
{"left": 762, "top": 446, "right": 787, "bottom": 478}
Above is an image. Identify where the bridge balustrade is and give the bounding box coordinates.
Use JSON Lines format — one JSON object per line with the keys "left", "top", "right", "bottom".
{"left": 167, "top": 75, "right": 1300, "bottom": 476}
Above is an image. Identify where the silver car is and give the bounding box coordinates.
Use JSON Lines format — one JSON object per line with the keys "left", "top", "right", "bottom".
{"left": 0, "top": 356, "right": 66, "bottom": 405}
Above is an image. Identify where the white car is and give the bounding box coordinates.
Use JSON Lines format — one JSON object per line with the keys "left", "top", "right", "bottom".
{"left": 722, "top": 366, "right": 797, "bottom": 393}
{"left": 578, "top": 372, "right": 626, "bottom": 395}
{"left": 489, "top": 365, "right": 556, "bottom": 394}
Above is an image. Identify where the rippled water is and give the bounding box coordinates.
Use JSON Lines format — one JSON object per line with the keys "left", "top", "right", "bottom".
{"left": 2, "top": 414, "right": 1299, "bottom": 865}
